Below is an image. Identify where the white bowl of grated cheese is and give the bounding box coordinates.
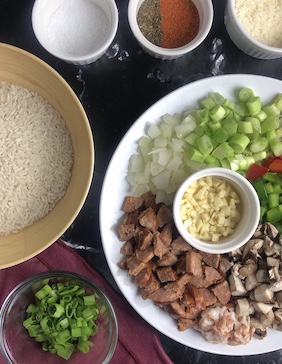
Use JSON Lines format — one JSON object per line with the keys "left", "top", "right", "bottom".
{"left": 224, "top": 0, "right": 282, "bottom": 60}
{"left": 32, "top": 0, "right": 118, "bottom": 65}
{"left": 173, "top": 167, "right": 260, "bottom": 254}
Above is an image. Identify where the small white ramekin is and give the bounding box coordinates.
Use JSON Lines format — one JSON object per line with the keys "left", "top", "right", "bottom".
{"left": 32, "top": 0, "right": 118, "bottom": 65}
{"left": 128, "top": 0, "right": 213, "bottom": 60}
{"left": 173, "top": 167, "right": 260, "bottom": 254}
{"left": 224, "top": 0, "right": 282, "bottom": 60}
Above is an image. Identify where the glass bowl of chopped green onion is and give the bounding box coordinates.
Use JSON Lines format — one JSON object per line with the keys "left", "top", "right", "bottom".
{"left": 0, "top": 271, "right": 118, "bottom": 363}
{"left": 173, "top": 167, "right": 260, "bottom": 254}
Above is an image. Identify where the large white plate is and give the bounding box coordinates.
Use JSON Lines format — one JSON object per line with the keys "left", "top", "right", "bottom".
{"left": 100, "top": 74, "right": 282, "bottom": 356}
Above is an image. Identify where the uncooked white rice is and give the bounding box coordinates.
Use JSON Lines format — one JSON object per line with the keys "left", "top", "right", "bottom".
{"left": 0, "top": 82, "right": 73, "bottom": 235}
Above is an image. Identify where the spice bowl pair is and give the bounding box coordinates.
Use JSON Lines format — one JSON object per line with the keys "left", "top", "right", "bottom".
{"left": 128, "top": 0, "right": 214, "bottom": 60}
{"left": 173, "top": 167, "right": 260, "bottom": 254}
{"left": 0, "top": 271, "right": 118, "bottom": 364}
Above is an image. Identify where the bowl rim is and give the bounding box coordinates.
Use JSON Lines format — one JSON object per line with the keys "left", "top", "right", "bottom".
{"left": 31, "top": 0, "right": 119, "bottom": 63}
{"left": 128, "top": 0, "right": 214, "bottom": 57}
{"left": 0, "top": 270, "right": 118, "bottom": 364}
{"left": 227, "top": 0, "right": 282, "bottom": 54}
{"left": 173, "top": 167, "right": 260, "bottom": 254}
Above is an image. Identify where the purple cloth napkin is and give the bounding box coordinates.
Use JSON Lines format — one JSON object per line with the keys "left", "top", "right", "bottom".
{"left": 0, "top": 240, "right": 173, "bottom": 364}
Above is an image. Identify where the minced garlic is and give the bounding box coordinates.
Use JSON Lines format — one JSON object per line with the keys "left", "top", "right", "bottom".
{"left": 180, "top": 176, "right": 241, "bottom": 243}
{"left": 235, "top": 0, "right": 282, "bottom": 48}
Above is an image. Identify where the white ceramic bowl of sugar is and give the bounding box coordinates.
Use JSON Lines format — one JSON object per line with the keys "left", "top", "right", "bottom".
{"left": 32, "top": 0, "right": 118, "bottom": 65}
{"left": 173, "top": 167, "right": 260, "bottom": 254}
{"left": 224, "top": 0, "right": 282, "bottom": 60}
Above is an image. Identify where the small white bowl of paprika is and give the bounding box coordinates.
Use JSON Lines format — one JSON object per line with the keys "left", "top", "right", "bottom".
{"left": 173, "top": 167, "right": 260, "bottom": 254}
{"left": 128, "top": 0, "right": 214, "bottom": 60}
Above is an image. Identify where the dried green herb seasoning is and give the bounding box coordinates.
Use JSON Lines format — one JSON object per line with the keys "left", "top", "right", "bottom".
{"left": 137, "top": 0, "right": 162, "bottom": 46}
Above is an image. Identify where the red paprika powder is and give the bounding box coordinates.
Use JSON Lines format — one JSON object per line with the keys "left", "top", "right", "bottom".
{"left": 160, "top": 0, "right": 199, "bottom": 48}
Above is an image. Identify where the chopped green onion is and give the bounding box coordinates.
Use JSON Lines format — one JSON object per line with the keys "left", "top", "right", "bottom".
{"left": 23, "top": 279, "right": 100, "bottom": 360}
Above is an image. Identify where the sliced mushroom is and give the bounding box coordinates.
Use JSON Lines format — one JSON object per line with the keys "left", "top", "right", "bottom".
{"left": 242, "top": 239, "right": 264, "bottom": 261}
{"left": 264, "top": 222, "right": 279, "bottom": 239}
{"left": 235, "top": 298, "right": 251, "bottom": 316}
{"left": 256, "top": 269, "right": 269, "bottom": 283}
{"left": 250, "top": 317, "right": 268, "bottom": 339}
{"left": 239, "top": 263, "right": 258, "bottom": 278}
{"left": 252, "top": 301, "right": 274, "bottom": 314}
{"left": 228, "top": 274, "right": 247, "bottom": 296}
{"left": 245, "top": 272, "right": 258, "bottom": 291}
{"left": 268, "top": 266, "right": 280, "bottom": 281}
{"left": 263, "top": 236, "right": 276, "bottom": 256}
{"left": 219, "top": 256, "right": 234, "bottom": 274}
{"left": 270, "top": 280, "right": 282, "bottom": 292}
{"left": 274, "top": 309, "right": 282, "bottom": 323}
{"left": 229, "top": 248, "right": 243, "bottom": 262}
{"left": 266, "top": 256, "right": 280, "bottom": 268}
{"left": 253, "top": 284, "right": 274, "bottom": 303}
{"left": 260, "top": 309, "right": 274, "bottom": 327}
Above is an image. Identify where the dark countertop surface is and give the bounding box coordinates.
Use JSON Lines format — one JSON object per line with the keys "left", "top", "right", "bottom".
{"left": 1, "top": 0, "right": 282, "bottom": 363}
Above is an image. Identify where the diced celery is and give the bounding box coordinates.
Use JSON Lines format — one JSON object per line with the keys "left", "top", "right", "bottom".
{"left": 227, "top": 158, "right": 240, "bottom": 171}
{"left": 229, "top": 133, "right": 250, "bottom": 153}
{"left": 195, "top": 109, "right": 209, "bottom": 123}
{"left": 234, "top": 154, "right": 248, "bottom": 170}
{"left": 269, "top": 138, "right": 282, "bottom": 157}
{"left": 234, "top": 102, "right": 248, "bottom": 117}
{"left": 208, "top": 120, "right": 221, "bottom": 131}
{"left": 255, "top": 110, "right": 268, "bottom": 122}
{"left": 221, "top": 117, "right": 238, "bottom": 136}
{"left": 211, "top": 127, "right": 229, "bottom": 143}
{"left": 200, "top": 97, "right": 216, "bottom": 110}
{"left": 253, "top": 151, "right": 267, "bottom": 162}
{"left": 196, "top": 135, "right": 213, "bottom": 157}
{"left": 238, "top": 87, "right": 254, "bottom": 102}
{"left": 274, "top": 94, "right": 282, "bottom": 111}
{"left": 211, "top": 142, "right": 234, "bottom": 160}
{"left": 261, "top": 116, "right": 279, "bottom": 134}
{"left": 263, "top": 103, "right": 281, "bottom": 116}
{"left": 247, "top": 96, "right": 261, "bottom": 115}
{"left": 238, "top": 121, "right": 253, "bottom": 134}
{"left": 187, "top": 147, "right": 204, "bottom": 163}
{"left": 220, "top": 158, "right": 231, "bottom": 169}
{"left": 184, "top": 132, "right": 199, "bottom": 147}
{"left": 204, "top": 154, "right": 220, "bottom": 166}
{"left": 209, "top": 105, "right": 226, "bottom": 122}
{"left": 210, "top": 92, "right": 226, "bottom": 105}
{"left": 222, "top": 99, "right": 235, "bottom": 110}
{"left": 194, "top": 122, "right": 208, "bottom": 136}
{"left": 249, "top": 137, "right": 268, "bottom": 153}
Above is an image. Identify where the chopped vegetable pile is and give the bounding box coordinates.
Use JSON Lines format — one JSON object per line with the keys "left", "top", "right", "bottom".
{"left": 127, "top": 87, "right": 282, "bottom": 205}
{"left": 23, "top": 279, "right": 101, "bottom": 360}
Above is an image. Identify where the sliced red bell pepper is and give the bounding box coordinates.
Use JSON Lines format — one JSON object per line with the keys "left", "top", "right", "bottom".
{"left": 264, "top": 155, "right": 278, "bottom": 168}
{"left": 246, "top": 163, "right": 269, "bottom": 180}
{"left": 268, "top": 158, "right": 282, "bottom": 173}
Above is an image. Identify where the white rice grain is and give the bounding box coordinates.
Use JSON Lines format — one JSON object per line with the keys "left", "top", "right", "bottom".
{"left": 0, "top": 82, "right": 74, "bottom": 235}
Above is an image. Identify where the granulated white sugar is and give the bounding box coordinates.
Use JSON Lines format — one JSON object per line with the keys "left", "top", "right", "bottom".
{"left": 0, "top": 82, "right": 73, "bottom": 235}
{"left": 235, "top": 0, "right": 282, "bottom": 48}
{"left": 46, "top": 0, "right": 110, "bottom": 56}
